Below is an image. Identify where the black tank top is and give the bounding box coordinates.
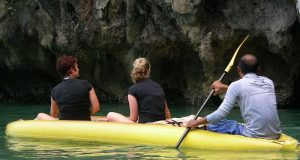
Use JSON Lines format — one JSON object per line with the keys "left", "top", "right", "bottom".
{"left": 128, "top": 79, "right": 166, "bottom": 123}
{"left": 51, "top": 79, "right": 92, "bottom": 120}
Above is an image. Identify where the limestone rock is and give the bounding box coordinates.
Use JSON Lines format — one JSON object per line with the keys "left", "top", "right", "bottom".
{"left": 0, "top": 0, "right": 299, "bottom": 107}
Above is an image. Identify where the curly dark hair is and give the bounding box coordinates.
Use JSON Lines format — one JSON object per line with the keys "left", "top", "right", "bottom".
{"left": 56, "top": 55, "right": 77, "bottom": 77}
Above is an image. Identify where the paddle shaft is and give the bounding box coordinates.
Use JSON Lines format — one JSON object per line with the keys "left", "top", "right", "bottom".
{"left": 175, "top": 35, "right": 249, "bottom": 149}
{"left": 175, "top": 72, "right": 226, "bottom": 149}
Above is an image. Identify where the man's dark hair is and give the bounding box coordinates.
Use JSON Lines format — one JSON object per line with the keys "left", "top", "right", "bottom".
{"left": 56, "top": 55, "right": 77, "bottom": 78}
{"left": 238, "top": 55, "right": 259, "bottom": 74}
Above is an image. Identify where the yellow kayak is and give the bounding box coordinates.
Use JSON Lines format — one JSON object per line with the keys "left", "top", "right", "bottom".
{"left": 5, "top": 120, "right": 299, "bottom": 151}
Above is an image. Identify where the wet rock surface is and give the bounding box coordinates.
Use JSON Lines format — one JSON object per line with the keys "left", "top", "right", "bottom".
{"left": 0, "top": 0, "right": 299, "bottom": 107}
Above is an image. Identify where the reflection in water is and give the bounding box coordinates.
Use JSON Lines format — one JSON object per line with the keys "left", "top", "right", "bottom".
{"left": 2, "top": 104, "right": 300, "bottom": 159}
{"left": 6, "top": 137, "right": 300, "bottom": 160}
{"left": 7, "top": 138, "right": 140, "bottom": 159}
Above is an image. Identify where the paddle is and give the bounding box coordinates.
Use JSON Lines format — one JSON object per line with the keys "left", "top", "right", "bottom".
{"left": 175, "top": 35, "right": 250, "bottom": 149}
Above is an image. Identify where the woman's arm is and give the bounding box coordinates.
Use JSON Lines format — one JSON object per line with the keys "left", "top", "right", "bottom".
{"left": 128, "top": 95, "right": 138, "bottom": 122}
{"left": 50, "top": 97, "right": 59, "bottom": 118}
{"left": 164, "top": 101, "right": 171, "bottom": 119}
{"left": 89, "top": 87, "right": 100, "bottom": 115}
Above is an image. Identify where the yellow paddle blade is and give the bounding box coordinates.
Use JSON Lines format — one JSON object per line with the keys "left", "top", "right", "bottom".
{"left": 224, "top": 35, "right": 250, "bottom": 73}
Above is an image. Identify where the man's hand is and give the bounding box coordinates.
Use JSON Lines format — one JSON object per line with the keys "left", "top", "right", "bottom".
{"left": 211, "top": 81, "right": 228, "bottom": 95}
{"left": 186, "top": 117, "right": 208, "bottom": 129}
{"left": 186, "top": 119, "right": 201, "bottom": 129}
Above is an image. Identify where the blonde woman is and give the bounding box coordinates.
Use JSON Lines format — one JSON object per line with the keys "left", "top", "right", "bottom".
{"left": 107, "top": 57, "right": 171, "bottom": 123}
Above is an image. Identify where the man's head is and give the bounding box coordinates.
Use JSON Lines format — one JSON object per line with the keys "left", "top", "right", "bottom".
{"left": 237, "top": 54, "right": 259, "bottom": 76}
{"left": 56, "top": 55, "right": 79, "bottom": 78}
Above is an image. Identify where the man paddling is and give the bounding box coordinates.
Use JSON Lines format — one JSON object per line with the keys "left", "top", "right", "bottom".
{"left": 186, "top": 54, "right": 281, "bottom": 139}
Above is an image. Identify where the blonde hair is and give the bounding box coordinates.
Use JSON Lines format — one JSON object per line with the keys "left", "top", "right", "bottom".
{"left": 131, "top": 58, "right": 151, "bottom": 83}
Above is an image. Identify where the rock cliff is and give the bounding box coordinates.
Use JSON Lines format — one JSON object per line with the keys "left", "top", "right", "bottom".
{"left": 0, "top": 0, "right": 299, "bottom": 107}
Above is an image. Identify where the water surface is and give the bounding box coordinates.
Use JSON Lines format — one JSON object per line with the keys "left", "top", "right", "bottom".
{"left": 1, "top": 104, "right": 300, "bottom": 159}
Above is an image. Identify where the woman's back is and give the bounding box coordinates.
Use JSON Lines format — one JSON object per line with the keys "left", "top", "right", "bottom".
{"left": 128, "top": 79, "right": 166, "bottom": 123}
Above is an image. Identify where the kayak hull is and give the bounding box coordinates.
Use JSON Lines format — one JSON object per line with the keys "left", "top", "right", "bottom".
{"left": 5, "top": 120, "right": 299, "bottom": 151}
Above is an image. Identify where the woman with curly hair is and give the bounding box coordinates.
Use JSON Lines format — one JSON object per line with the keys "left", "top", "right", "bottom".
{"left": 107, "top": 57, "right": 171, "bottom": 123}
{"left": 35, "top": 55, "right": 100, "bottom": 120}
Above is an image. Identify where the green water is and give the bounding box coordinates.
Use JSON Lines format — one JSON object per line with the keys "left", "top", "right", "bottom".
{"left": 1, "top": 104, "right": 300, "bottom": 159}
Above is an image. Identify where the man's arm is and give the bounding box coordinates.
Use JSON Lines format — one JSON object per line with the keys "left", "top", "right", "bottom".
{"left": 187, "top": 82, "right": 239, "bottom": 128}
{"left": 207, "top": 82, "right": 239, "bottom": 124}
